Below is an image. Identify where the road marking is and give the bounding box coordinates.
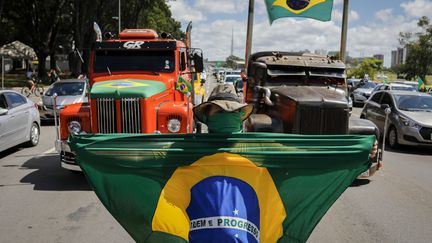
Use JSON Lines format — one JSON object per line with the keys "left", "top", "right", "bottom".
{"left": 43, "top": 147, "right": 56, "bottom": 154}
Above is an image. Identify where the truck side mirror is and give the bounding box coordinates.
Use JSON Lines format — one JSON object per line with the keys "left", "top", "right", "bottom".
{"left": 193, "top": 53, "right": 204, "bottom": 73}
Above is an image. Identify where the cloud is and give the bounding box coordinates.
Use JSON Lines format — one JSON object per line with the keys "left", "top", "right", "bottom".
{"left": 194, "top": 0, "right": 248, "bottom": 14}
{"left": 401, "top": 0, "right": 432, "bottom": 18}
{"left": 168, "top": 0, "right": 206, "bottom": 22}
{"left": 332, "top": 9, "right": 360, "bottom": 23}
{"left": 169, "top": 0, "right": 424, "bottom": 67}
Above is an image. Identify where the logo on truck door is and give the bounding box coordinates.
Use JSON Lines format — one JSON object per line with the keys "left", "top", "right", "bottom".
{"left": 123, "top": 41, "right": 145, "bottom": 49}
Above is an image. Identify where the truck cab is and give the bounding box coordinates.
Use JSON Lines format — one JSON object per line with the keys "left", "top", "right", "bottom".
{"left": 56, "top": 28, "right": 203, "bottom": 170}
{"left": 244, "top": 52, "right": 378, "bottom": 137}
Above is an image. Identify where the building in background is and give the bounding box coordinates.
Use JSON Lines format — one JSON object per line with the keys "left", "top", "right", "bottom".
{"left": 314, "top": 49, "right": 327, "bottom": 56}
{"left": 391, "top": 47, "right": 408, "bottom": 67}
{"left": 373, "top": 54, "right": 384, "bottom": 61}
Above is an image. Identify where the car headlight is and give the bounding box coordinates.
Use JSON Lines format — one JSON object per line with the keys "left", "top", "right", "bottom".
{"left": 68, "top": 121, "right": 82, "bottom": 135}
{"left": 400, "top": 116, "right": 421, "bottom": 129}
{"left": 167, "top": 118, "right": 181, "bottom": 133}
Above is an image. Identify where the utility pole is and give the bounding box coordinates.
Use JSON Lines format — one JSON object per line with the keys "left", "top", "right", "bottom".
{"left": 245, "top": 0, "right": 255, "bottom": 70}
{"left": 118, "top": 0, "right": 121, "bottom": 34}
{"left": 231, "top": 28, "right": 234, "bottom": 57}
{"left": 339, "top": 0, "right": 349, "bottom": 63}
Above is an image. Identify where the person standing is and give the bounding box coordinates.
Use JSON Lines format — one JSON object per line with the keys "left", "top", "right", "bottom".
{"left": 193, "top": 84, "right": 253, "bottom": 133}
{"left": 48, "top": 68, "right": 60, "bottom": 84}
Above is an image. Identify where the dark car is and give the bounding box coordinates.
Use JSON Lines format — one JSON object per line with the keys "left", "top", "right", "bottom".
{"left": 361, "top": 90, "right": 432, "bottom": 148}
{"left": 350, "top": 80, "right": 377, "bottom": 106}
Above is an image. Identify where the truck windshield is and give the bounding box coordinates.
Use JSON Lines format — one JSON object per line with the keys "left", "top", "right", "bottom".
{"left": 45, "top": 82, "right": 85, "bottom": 96}
{"left": 94, "top": 50, "right": 175, "bottom": 73}
{"left": 267, "top": 67, "right": 346, "bottom": 86}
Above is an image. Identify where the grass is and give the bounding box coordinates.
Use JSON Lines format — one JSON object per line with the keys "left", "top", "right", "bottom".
{"left": 1, "top": 74, "right": 50, "bottom": 88}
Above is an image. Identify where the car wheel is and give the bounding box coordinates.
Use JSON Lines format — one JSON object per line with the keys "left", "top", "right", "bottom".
{"left": 26, "top": 123, "right": 40, "bottom": 147}
{"left": 388, "top": 126, "right": 399, "bottom": 149}
{"left": 350, "top": 95, "right": 356, "bottom": 107}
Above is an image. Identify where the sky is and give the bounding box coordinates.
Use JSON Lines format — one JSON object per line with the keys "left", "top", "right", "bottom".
{"left": 168, "top": 0, "right": 432, "bottom": 67}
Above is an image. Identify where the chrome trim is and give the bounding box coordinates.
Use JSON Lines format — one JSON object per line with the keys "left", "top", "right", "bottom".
{"left": 61, "top": 161, "right": 81, "bottom": 171}
{"left": 55, "top": 140, "right": 71, "bottom": 153}
{"left": 121, "top": 98, "right": 141, "bottom": 133}
{"left": 155, "top": 100, "right": 170, "bottom": 131}
{"left": 96, "top": 98, "right": 116, "bottom": 133}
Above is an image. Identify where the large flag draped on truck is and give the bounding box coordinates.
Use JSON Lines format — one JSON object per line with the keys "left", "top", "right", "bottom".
{"left": 69, "top": 133, "right": 374, "bottom": 243}
{"left": 264, "top": 0, "right": 334, "bottom": 23}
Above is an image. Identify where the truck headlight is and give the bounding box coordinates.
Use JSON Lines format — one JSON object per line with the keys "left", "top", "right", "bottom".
{"left": 167, "top": 118, "right": 181, "bottom": 133}
{"left": 68, "top": 121, "right": 82, "bottom": 135}
{"left": 400, "top": 116, "right": 421, "bottom": 129}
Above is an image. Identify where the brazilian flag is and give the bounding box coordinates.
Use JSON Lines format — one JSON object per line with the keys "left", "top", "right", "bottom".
{"left": 265, "top": 0, "right": 334, "bottom": 23}
{"left": 69, "top": 133, "right": 375, "bottom": 243}
{"left": 418, "top": 77, "right": 425, "bottom": 91}
{"left": 176, "top": 76, "right": 192, "bottom": 95}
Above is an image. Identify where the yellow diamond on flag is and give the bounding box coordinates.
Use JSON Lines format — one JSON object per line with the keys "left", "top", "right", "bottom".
{"left": 101, "top": 79, "right": 149, "bottom": 89}
{"left": 272, "top": 0, "right": 326, "bottom": 15}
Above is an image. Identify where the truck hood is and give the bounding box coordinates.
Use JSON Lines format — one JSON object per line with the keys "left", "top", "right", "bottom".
{"left": 270, "top": 86, "right": 349, "bottom": 108}
{"left": 90, "top": 79, "right": 166, "bottom": 99}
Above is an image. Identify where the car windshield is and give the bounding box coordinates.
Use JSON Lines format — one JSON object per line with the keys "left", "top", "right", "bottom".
{"left": 225, "top": 76, "right": 241, "bottom": 83}
{"left": 392, "top": 86, "right": 416, "bottom": 92}
{"left": 94, "top": 49, "right": 175, "bottom": 73}
{"left": 357, "top": 82, "right": 376, "bottom": 89}
{"left": 45, "top": 82, "right": 85, "bottom": 96}
{"left": 395, "top": 95, "right": 432, "bottom": 111}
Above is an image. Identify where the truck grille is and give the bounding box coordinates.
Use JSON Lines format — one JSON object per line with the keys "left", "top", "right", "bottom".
{"left": 298, "top": 107, "right": 348, "bottom": 135}
{"left": 96, "top": 98, "right": 142, "bottom": 133}
{"left": 121, "top": 98, "right": 141, "bottom": 133}
{"left": 97, "top": 98, "right": 116, "bottom": 133}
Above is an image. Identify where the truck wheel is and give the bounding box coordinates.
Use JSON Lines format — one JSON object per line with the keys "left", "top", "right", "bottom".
{"left": 26, "top": 123, "right": 40, "bottom": 147}
{"left": 388, "top": 126, "right": 399, "bottom": 149}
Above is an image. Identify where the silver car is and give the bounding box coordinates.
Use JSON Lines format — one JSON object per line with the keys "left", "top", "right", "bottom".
{"left": 0, "top": 90, "right": 40, "bottom": 152}
{"left": 350, "top": 80, "right": 377, "bottom": 106}
{"left": 41, "top": 79, "right": 88, "bottom": 120}
{"left": 361, "top": 90, "right": 432, "bottom": 148}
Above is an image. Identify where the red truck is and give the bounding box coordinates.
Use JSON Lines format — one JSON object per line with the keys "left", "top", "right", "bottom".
{"left": 55, "top": 26, "right": 203, "bottom": 170}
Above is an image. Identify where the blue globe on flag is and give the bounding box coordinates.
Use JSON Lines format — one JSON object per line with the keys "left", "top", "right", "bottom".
{"left": 286, "top": 0, "right": 310, "bottom": 10}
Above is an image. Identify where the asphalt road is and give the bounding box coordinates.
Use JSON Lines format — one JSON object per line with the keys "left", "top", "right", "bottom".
{"left": 1, "top": 80, "right": 432, "bottom": 242}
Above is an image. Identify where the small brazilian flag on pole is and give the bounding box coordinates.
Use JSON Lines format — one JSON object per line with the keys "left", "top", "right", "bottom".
{"left": 265, "top": 0, "right": 334, "bottom": 24}
{"left": 176, "top": 76, "right": 192, "bottom": 94}
{"left": 418, "top": 76, "right": 425, "bottom": 91}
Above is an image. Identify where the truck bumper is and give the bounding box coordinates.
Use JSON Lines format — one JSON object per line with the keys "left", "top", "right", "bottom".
{"left": 55, "top": 140, "right": 81, "bottom": 171}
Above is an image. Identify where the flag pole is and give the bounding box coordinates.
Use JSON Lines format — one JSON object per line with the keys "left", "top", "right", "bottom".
{"left": 339, "top": 0, "right": 349, "bottom": 62}
{"left": 245, "top": 0, "right": 255, "bottom": 70}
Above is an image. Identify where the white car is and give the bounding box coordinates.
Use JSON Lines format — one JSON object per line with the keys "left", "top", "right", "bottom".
{"left": 372, "top": 83, "right": 417, "bottom": 94}
{"left": 0, "top": 90, "right": 40, "bottom": 152}
{"left": 223, "top": 74, "right": 242, "bottom": 85}
{"left": 41, "top": 79, "right": 88, "bottom": 120}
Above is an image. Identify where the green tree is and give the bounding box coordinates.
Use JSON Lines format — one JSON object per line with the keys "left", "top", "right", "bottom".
{"left": 224, "top": 55, "right": 243, "bottom": 69}
{"left": 347, "top": 58, "right": 383, "bottom": 80}
{"left": 5, "top": 0, "right": 70, "bottom": 78}
{"left": 400, "top": 16, "right": 432, "bottom": 82}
